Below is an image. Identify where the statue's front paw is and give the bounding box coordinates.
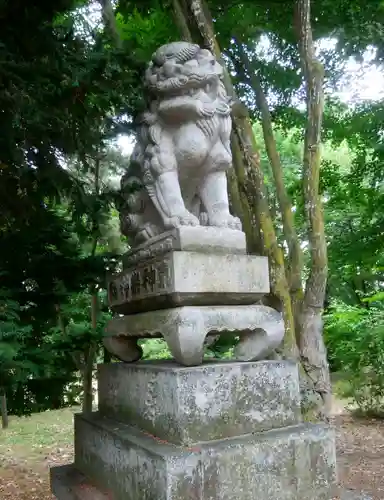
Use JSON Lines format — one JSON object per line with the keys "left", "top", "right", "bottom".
{"left": 228, "top": 215, "right": 242, "bottom": 230}
{"left": 209, "top": 213, "right": 242, "bottom": 231}
{"left": 166, "top": 211, "right": 200, "bottom": 228}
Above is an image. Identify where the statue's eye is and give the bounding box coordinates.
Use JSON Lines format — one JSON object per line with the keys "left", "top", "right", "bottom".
{"left": 211, "top": 60, "right": 215, "bottom": 65}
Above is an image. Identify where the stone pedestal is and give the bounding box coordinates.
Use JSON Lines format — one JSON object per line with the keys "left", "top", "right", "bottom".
{"left": 103, "top": 226, "right": 285, "bottom": 367}
{"left": 51, "top": 360, "right": 337, "bottom": 500}
{"left": 51, "top": 42, "right": 338, "bottom": 500}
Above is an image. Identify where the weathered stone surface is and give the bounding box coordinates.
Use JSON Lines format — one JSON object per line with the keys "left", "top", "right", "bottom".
{"left": 74, "top": 413, "right": 336, "bottom": 500}
{"left": 118, "top": 42, "right": 241, "bottom": 247}
{"left": 98, "top": 360, "right": 301, "bottom": 445}
{"left": 108, "top": 251, "right": 269, "bottom": 315}
{"left": 50, "top": 464, "right": 110, "bottom": 500}
{"left": 104, "top": 304, "right": 284, "bottom": 366}
{"left": 122, "top": 226, "right": 247, "bottom": 267}
{"left": 340, "top": 490, "right": 372, "bottom": 500}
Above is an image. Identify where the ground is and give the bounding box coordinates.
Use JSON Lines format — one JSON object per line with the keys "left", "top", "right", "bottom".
{"left": 0, "top": 407, "right": 75, "bottom": 500}
{"left": 0, "top": 401, "right": 383, "bottom": 499}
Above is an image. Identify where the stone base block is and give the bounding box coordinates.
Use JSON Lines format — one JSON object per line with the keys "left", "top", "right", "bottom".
{"left": 104, "top": 304, "right": 284, "bottom": 366}
{"left": 98, "top": 360, "right": 302, "bottom": 445}
{"left": 108, "top": 250, "right": 269, "bottom": 315}
{"left": 73, "top": 412, "right": 337, "bottom": 500}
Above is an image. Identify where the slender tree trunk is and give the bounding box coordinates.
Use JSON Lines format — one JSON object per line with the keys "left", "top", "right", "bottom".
{"left": 82, "top": 342, "right": 97, "bottom": 415}
{"left": 295, "top": 0, "right": 331, "bottom": 419}
{"left": 236, "top": 46, "right": 303, "bottom": 298}
{"left": 82, "top": 372, "right": 93, "bottom": 414}
{"left": 0, "top": 387, "right": 9, "bottom": 429}
{"left": 81, "top": 152, "right": 102, "bottom": 414}
{"left": 231, "top": 44, "right": 305, "bottom": 340}
{"left": 173, "top": 0, "right": 193, "bottom": 40}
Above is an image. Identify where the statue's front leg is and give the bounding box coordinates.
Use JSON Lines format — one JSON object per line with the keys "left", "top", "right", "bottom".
{"left": 199, "top": 170, "right": 242, "bottom": 230}
{"left": 148, "top": 166, "right": 199, "bottom": 229}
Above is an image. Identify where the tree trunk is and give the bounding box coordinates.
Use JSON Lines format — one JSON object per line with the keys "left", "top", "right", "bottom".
{"left": 98, "top": 0, "right": 122, "bottom": 48}
{"left": 103, "top": 348, "right": 112, "bottom": 363}
{"left": 0, "top": 387, "right": 9, "bottom": 429}
{"left": 230, "top": 44, "right": 305, "bottom": 342}
{"left": 82, "top": 342, "right": 97, "bottom": 414}
{"left": 57, "top": 301, "right": 96, "bottom": 413}
{"left": 295, "top": 0, "right": 331, "bottom": 420}
{"left": 81, "top": 291, "right": 99, "bottom": 414}
{"left": 172, "top": 0, "right": 193, "bottom": 41}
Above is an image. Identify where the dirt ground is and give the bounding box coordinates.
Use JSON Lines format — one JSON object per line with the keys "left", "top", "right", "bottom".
{"left": 333, "top": 413, "right": 384, "bottom": 499}
{"left": 0, "top": 403, "right": 383, "bottom": 499}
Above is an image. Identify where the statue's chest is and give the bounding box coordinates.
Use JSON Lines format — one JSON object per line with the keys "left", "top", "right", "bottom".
{"left": 173, "top": 117, "right": 222, "bottom": 150}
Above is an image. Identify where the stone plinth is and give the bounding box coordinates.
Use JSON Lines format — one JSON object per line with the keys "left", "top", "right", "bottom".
{"left": 51, "top": 361, "right": 337, "bottom": 500}
{"left": 97, "top": 360, "right": 302, "bottom": 445}
{"left": 71, "top": 414, "right": 335, "bottom": 500}
{"left": 122, "top": 226, "right": 247, "bottom": 266}
{"left": 109, "top": 250, "right": 269, "bottom": 315}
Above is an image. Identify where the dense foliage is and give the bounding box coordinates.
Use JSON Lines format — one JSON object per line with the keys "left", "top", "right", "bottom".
{"left": 325, "top": 296, "right": 384, "bottom": 416}
{"left": 0, "top": 0, "right": 383, "bottom": 423}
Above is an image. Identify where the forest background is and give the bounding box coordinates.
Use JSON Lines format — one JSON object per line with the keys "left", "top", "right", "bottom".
{"left": 1, "top": 0, "right": 384, "bottom": 428}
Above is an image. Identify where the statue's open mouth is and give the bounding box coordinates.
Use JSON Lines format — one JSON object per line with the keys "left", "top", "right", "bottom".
{"left": 177, "top": 82, "right": 217, "bottom": 97}
{"left": 147, "top": 66, "right": 221, "bottom": 95}
{"left": 175, "top": 72, "right": 220, "bottom": 95}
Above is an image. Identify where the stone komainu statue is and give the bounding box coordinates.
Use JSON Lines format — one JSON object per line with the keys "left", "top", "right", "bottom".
{"left": 119, "top": 41, "right": 241, "bottom": 245}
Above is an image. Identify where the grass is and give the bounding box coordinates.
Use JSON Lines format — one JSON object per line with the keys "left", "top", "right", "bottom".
{"left": 0, "top": 406, "right": 76, "bottom": 463}
{"left": 332, "top": 373, "right": 353, "bottom": 399}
